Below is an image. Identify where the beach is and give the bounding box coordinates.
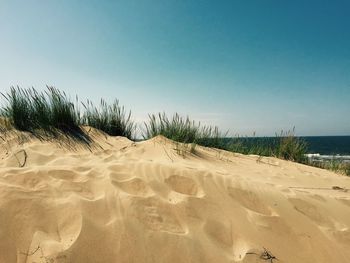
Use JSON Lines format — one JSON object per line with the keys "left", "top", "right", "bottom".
{"left": 0, "top": 130, "right": 349, "bottom": 263}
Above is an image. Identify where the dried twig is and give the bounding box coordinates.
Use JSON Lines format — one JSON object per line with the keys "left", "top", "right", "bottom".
{"left": 14, "top": 149, "right": 27, "bottom": 167}
{"left": 289, "top": 186, "right": 348, "bottom": 192}
{"left": 163, "top": 146, "right": 173, "bottom": 162}
{"left": 20, "top": 245, "right": 40, "bottom": 256}
{"left": 246, "top": 247, "right": 278, "bottom": 262}
{"left": 260, "top": 247, "right": 278, "bottom": 262}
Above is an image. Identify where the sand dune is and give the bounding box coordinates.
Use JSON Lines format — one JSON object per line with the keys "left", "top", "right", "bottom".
{"left": 0, "top": 130, "right": 350, "bottom": 263}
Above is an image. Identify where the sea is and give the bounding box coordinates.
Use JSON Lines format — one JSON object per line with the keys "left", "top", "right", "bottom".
{"left": 302, "top": 136, "right": 350, "bottom": 163}
{"left": 224, "top": 136, "right": 350, "bottom": 163}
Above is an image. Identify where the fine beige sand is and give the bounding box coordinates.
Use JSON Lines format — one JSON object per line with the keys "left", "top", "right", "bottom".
{"left": 0, "top": 129, "right": 350, "bottom": 263}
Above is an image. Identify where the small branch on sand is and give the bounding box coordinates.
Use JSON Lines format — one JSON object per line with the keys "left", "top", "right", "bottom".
{"left": 246, "top": 247, "right": 278, "bottom": 262}
{"left": 14, "top": 149, "right": 27, "bottom": 167}
{"left": 20, "top": 245, "right": 40, "bottom": 256}
{"left": 163, "top": 146, "right": 173, "bottom": 162}
{"left": 256, "top": 156, "right": 263, "bottom": 163}
{"left": 260, "top": 247, "right": 278, "bottom": 262}
{"left": 289, "top": 186, "right": 348, "bottom": 192}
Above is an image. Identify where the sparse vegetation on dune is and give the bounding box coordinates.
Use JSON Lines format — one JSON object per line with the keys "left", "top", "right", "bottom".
{"left": 0, "top": 87, "right": 86, "bottom": 141}
{"left": 0, "top": 87, "right": 135, "bottom": 141}
{"left": 226, "top": 128, "right": 308, "bottom": 163}
{"left": 1, "top": 86, "right": 348, "bottom": 175}
{"left": 82, "top": 99, "right": 135, "bottom": 139}
{"left": 142, "top": 113, "right": 307, "bottom": 163}
{"left": 143, "top": 112, "right": 226, "bottom": 149}
{"left": 277, "top": 129, "right": 308, "bottom": 163}
{"left": 1, "top": 87, "right": 37, "bottom": 131}
{"left": 308, "top": 158, "right": 350, "bottom": 176}
{"left": 47, "top": 87, "right": 82, "bottom": 135}
{"left": 344, "top": 163, "right": 350, "bottom": 176}
{"left": 143, "top": 113, "right": 201, "bottom": 143}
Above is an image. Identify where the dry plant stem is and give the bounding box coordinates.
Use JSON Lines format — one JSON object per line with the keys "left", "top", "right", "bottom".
{"left": 246, "top": 247, "right": 278, "bottom": 262}
{"left": 14, "top": 149, "right": 27, "bottom": 167}
{"left": 289, "top": 186, "right": 348, "bottom": 192}
{"left": 20, "top": 245, "right": 40, "bottom": 256}
{"left": 163, "top": 146, "right": 174, "bottom": 162}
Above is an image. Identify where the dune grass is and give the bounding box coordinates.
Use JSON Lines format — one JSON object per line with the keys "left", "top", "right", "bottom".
{"left": 277, "top": 129, "right": 308, "bottom": 163}
{"left": 48, "top": 87, "right": 82, "bottom": 134}
{"left": 226, "top": 136, "right": 276, "bottom": 156}
{"left": 344, "top": 163, "right": 350, "bottom": 176}
{"left": 143, "top": 112, "right": 226, "bottom": 149}
{"left": 82, "top": 99, "right": 135, "bottom": 139}
{"left": 307, "top": 158, "right": 350, "bottom": 176}
{"left": 1, "top": 87, "right": 36, "bottom": 131}
{"left": 143, "top": 113, "right": 200, "bottom": 143}
{"left": 143, "top": 113, "right": 307, "bottom": 162}
{"left": 0, "top": 87, "right": 83, "bottom": 138}
{"left": 225, "top": 129, "right": 308, "bottom": 163}
{"left": 0, "top": 87, "right": 135, "bottom": 142}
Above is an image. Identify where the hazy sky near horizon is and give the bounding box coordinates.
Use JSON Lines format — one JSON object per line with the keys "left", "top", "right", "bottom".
{"left": 0, "top": 0, "right": 349, "bottom": 136}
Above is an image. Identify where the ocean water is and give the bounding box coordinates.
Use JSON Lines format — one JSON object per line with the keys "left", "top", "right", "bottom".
{"left": 223, "top": 136, "right": 350, "bottom": 161}
{"left": 302, "top": 136, "right": 350, "bottom": 155}
{"left": 302, "top": 136, "right": 350, "bottom": 163}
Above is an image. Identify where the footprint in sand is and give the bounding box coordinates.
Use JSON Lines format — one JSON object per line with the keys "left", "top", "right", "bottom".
{"left": 21, "top": 204, "right": 81, "bottom": 263}
{"left": 288, "top": 198, "right": 334, "bottom": 227}
{"left": 59, "top": 181, "right": 96, "bottom": 200}
{"left": 308, "top": 194, "right": 327, "bottom": 202}
{"left": 203, "top": 219, "right": 233, "bottom": 247}
{"left": 48, "top": 169, "right": 81, "bottom": 181}
{"left": 227, "top": 187, "right": 272, "bottom": 215}
{"left": 111, "top": 177, "right": 153, "bottom": 196}
{"left": 250, "top": 213, "right": 294, "bottom": 237}
{"left": 165, "top": 175, "right": 201, "bottom": 196}
{"left": 336, "top": 198, "right": 350, "bottom": 207}
{"left": 333, "top": 228, "right": 350, "bottom": 244}
{"left": 132, "top": 197, "right": 186, "bottom": 234}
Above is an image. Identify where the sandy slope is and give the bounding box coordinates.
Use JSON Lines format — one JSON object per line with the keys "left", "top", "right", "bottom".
{"left": 0, "top": 130, "right": 350, "bottom": 263}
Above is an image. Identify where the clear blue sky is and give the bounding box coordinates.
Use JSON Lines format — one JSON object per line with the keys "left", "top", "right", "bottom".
{"left": 1, "top": 0, "right": 349, "bottom": 136}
